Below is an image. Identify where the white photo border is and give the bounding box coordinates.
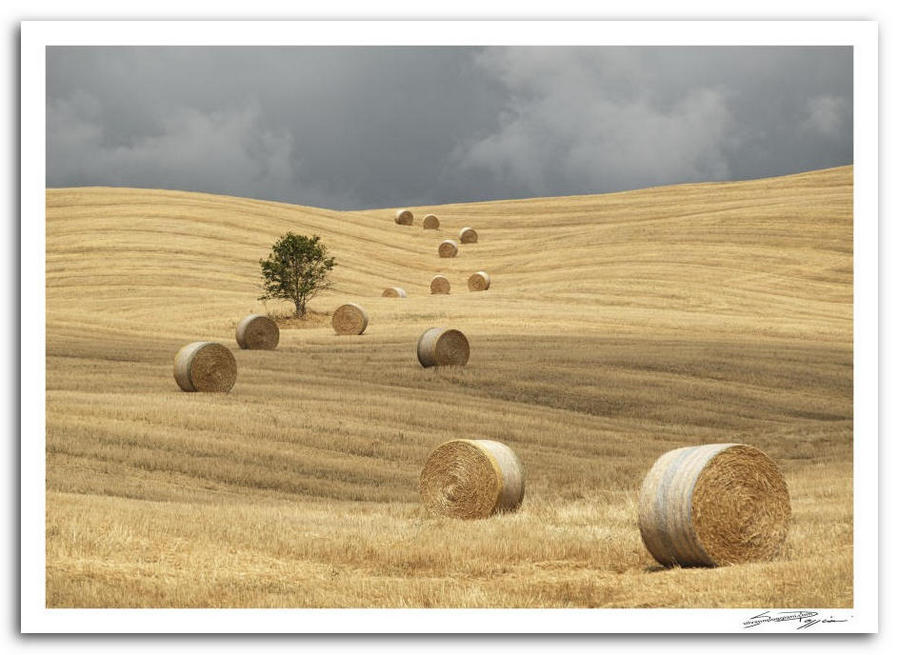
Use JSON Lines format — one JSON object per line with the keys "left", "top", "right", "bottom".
{"left": 21, "top": 19, "right": 878, "bottom": 634}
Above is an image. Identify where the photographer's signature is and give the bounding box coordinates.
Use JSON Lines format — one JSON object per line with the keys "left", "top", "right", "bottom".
{"left": 743, "top": 610, "right": 849, "bottom": 630}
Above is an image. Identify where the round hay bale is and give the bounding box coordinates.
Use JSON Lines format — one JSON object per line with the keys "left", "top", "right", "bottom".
{"left": 173, "top": 342, "right": 237, "bottom": 393}
{"left": 416, "top": 327, "right": 469, "bottom": 367}
{"left": 638, "top": 443, "right": 791, "bottom": 567}
{"left": 332, "top": 302, "right": 368, "bottom": 335}
{"left": 422, "top": 214, "right": 440, "bottom": 230}
{"left": 467, "top": 271, "right": 491, "bottom": 292}
{"left": 382, "top": 287, "right": 407, "bottom": 298}
{"left": 395, "top": 209, "right": 414, "bottom": 225}
{"left": 438, "top": 240, "right": 459, "bottom": 258}
{"left": 430, "top": 275, "right": 450, "bottom": 295}
{"left": 235, "top": 314, "right": 279, "bottom": 350}
{"left": 420, "top": 439, "right": 525, "bottom": 519}
{"left": 459, "top": 227, "right": 478, "bottom": 243}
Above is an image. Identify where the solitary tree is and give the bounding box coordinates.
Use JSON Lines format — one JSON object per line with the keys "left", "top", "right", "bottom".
{"left": 259, "top": 232, "right": 336, "bottom": 318}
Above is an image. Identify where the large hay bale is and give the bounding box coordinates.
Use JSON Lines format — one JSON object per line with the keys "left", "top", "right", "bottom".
{"left": 235, "top": 314, "right": 279, "bottom": 350}
{"left": 382, "top": 287, "right": 407, "bottom": 298}
{"left": 459, "top": 226, "right": 478, "bottom": 243}
{"left": 420, "top": 439, "right": 525, "bottom": 519}
{"left": 422, "top": 214, "right": 440, "bottom": 230}
{"left": 430, "top": 275, "right": 450, "bottom": 295}
{"left": 416, "top": 327, "right": 469, "bottom": 367}
{"left": 395, "top": 209, "right": 414, "bottom": 225}
{"left": 173, "top": 342, "right": 237, "bottom": 392}
{"left": 332, "top": 302, "right": 368, "bottom": 335}
{"left": 638, "top": 443, "right": 791, "bottom": 567}
{"left": 438, "top": 240, "right": 459, "bottom": 258}
{"left": 467, "top": 271, "right": 491, "bottom": 292}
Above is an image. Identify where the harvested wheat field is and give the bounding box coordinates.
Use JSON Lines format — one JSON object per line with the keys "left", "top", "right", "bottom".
{"left": 45, "top": 166, "right": 853, "bottom": 608}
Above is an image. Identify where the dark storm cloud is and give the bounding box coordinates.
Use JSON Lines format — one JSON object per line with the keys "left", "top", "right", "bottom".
{"left": 46, "top": 46, "right": 851, "bottom": 210}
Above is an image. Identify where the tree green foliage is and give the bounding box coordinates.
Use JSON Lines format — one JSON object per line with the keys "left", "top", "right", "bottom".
{"left": 258, "top": 233, "right": 336, "bottom": 317}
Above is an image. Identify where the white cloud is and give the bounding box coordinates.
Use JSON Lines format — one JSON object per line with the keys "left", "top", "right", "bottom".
{"left": 46, "top": 92, "right": 361, "bottom": 208}
{"left": 453, "top": 49, "right": 736, "bottom": 196}
{"left": 802, "top": 95, "right": 851, "bottom": 138}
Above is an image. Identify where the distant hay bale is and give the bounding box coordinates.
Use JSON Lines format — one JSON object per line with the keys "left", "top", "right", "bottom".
{"left": 395, "top": 209, "right": 414, "bottom": 225}
{"left": 467, "top": 271, "right": 491, "bottom": 292}
{"left": 382, "top": 287, "right": 407, "bottom": 298}
{"left": 459, "top": 227, "right": 478, "bottom": 243}
{"left": 173, "top": 342, "right": 237, "bottom": 392}
{"left": 416, "top": 327, "right": 469, "bottom": 367}
{"left": 420, "top": 439, "right": 525, "bottom": 519}
{"left": 638, "top": 443, "right": 791, "bottom": 567}
{"left": 235, "top": 314, "right": 279, "bottom": 350}
{"left": 332, "top": 302, "right": 369, "bottom": 335}
{"left": 422, "top": 214, "right": 440, "bottom": 230}
{"left": 438, "top": 240, "right": 459, "bottom": 258}
{"left": 430, "top": 275, "right": 451, "bottom": 295}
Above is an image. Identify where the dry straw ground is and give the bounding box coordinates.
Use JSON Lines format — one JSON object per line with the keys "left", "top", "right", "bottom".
{"left": 45, "top": 166, "right": 852, "bottom": 608}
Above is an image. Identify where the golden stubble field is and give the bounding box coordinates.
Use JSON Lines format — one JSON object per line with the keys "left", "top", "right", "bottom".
{"left": 45, "top": 166, "right": 853, "bottom": 608}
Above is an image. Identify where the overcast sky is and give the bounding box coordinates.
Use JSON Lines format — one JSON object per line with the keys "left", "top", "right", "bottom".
{"left": 46, "top": 46, "right": 852, "bottom": 210}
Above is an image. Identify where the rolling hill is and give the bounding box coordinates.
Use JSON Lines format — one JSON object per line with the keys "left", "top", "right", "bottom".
{"left": 45, "top": 165, "right": 853, "bottom": 608}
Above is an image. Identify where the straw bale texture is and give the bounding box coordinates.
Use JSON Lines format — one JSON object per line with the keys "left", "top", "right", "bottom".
{"left": 459, "top": 227, "right": 478, "bottom": 243}
{"left": 173, "top": 341, "right": 237, "bottom": 392}
{"left": 638, "top": 443, "right": 791, "bottom": 567}
{"left": 430, "top": 275, "right": 451, "bottom": 295}
{"left": 422, "top": 214, "right": 440, "bottom": 230}
{"left": 420, "top": 439, "right": 525, "bottom": 519}
{"left": 235, "top": 314, "right": 279, "bottom": 350}
{"left": 382, "top": 287, "right": 407, "bottom": 298}
{"left": 332, "top": 303, "right": 369, "bottom": 335}
{"left": 467, "top": 271, "right": 491, "bottom": 292}
{"left": 395, "top": 209, "right": 413, "bottom": 225}
{"left": 438, "top": 240, "right": 459, "bottom": 258}
{"left": 416, "top": 327, "right": 469, "bottom": 367}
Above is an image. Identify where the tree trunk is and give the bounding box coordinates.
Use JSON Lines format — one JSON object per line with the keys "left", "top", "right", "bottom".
{"left": 294, "top": 298, "right": 304, "bottom": 318}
